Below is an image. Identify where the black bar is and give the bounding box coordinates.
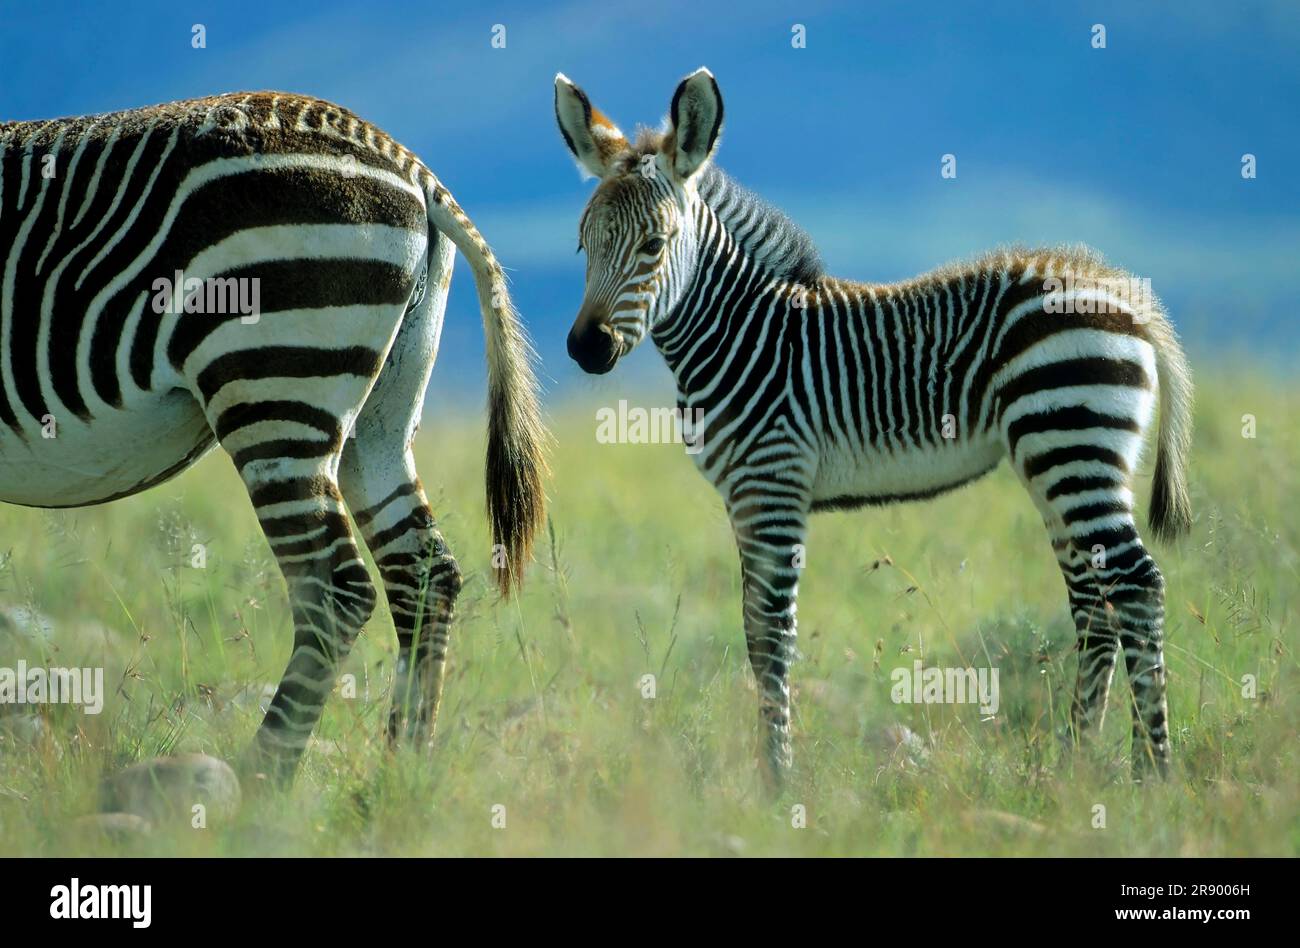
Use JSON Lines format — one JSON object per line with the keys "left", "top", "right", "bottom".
{"left": 0, "top": 857, "right": 1282, "bottom": 933}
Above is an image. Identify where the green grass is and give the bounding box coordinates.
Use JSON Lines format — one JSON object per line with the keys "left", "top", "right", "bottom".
{"left": 0, "top": 369, "right": 1295, "bottom": 856}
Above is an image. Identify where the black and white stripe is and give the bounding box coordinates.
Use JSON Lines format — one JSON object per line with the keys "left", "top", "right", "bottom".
{"left": 557, "top": 69, "right": 1193, "bottom": 785}
{"left": 1, "top": 92, "right": 546, "bottom": 780}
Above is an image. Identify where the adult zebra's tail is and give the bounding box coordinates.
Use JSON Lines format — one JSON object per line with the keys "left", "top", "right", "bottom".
{"left": 423, "top": 173, "right": 548, "bottom": 594}
{"left": 1146, "top": 307, "right": 1194, "bottom": 543}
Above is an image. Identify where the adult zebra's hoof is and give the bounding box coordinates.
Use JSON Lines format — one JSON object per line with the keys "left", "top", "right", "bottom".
{"left": 1131, "top": 744, "right": 1172, "bottom": 783}
{"left": 385, "top": 700, "right": 431, "bottom": 749}
{"left": 235, "top": 741, "right": 299, "bottom": 791}
{"left": 384, "top": 649, "right": 447, "bottom": 752}
{"left": 101, "top": 753, "right": 242, "bottom": 827}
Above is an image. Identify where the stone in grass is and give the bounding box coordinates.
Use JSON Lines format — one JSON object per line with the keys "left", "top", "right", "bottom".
{"left": 72, "top": 812, "right": 155, "bottom": 841}
{"left": 0, "top": 711, "right": 47, "bottom": 744}
{"left": 874, "top": 723, "right": 931, "bottom": 768}
{"left": 0, "top": 606, "right": 127, "bottom": 686}
{"left": 0, "top": 605, "right": 118, "bottom": 655}
{"left": 100, "top": 753, "right": 241, "bottom": 827}
{"left": 0, "top": 605, "right": 55, "bottom": 646}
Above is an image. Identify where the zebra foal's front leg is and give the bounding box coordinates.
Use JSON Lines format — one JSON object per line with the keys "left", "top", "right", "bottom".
{"left": 729, "top": 483, "right": 809, "bottom": 791}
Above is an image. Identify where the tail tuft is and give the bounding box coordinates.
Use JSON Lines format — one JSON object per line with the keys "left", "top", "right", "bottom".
{"left": 1149, "top": 448, "right": 1191, "bottom": 543}
{"left": 482, "top": 285, "right": 549, "bottom": 595}
{"left": 1147, "top": 309, "right": 1194, "bottom": 543}
{"left": 424, "top": 174, "right": 548, "bottom": 595}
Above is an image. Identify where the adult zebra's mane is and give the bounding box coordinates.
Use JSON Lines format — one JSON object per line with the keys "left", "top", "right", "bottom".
{"left": 624, "top": 128, "right": 823, "bottom": 286}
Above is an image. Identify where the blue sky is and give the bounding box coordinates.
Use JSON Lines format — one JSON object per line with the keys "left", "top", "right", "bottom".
{"left": 3, "top": 1, "right": 1297, "bottom": 405}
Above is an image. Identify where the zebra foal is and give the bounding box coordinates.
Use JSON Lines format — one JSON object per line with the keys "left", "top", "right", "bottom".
{"left": 0, "top": 93, "right": 546, "bottom": 781}
{"left": 556, "top": 69, "right": 1193, "bottom": 785}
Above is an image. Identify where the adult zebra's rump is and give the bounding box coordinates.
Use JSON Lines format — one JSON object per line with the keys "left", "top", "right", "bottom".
{"left": 0, "top": 92, "right": 546, "bottom": 779}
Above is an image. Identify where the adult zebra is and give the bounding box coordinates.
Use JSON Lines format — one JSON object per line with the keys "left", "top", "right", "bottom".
{"left": 555, "top": 69, "right": 1193, "bottom": 785}
{"left": 0, "top": 92, "right": 546, "bottom": 781}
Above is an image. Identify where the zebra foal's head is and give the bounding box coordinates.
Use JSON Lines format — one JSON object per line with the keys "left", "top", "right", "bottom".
{"left": 555, "top": 67, "right": 723, "bottom": 374}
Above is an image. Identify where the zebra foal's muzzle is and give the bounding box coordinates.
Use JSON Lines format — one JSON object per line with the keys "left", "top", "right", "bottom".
{"left": 567, "top": 299, "right": 622, "bottom": 375}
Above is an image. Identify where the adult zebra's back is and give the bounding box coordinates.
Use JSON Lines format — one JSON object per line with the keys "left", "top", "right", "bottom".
{"left": 0, "top": 92, "right": 546, "bottom": 780}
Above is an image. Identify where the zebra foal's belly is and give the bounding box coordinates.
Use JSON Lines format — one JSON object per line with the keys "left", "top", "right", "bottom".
{"left": 810, "top": 436, "right": 1006, "bottom": 511}
{"left": 0, "top": 388, "right": 214, "bottom": 507}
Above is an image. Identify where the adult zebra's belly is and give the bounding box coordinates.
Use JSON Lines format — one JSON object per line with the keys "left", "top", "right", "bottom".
{"left": 0, "top": 388, "right": 215, "bottom": 507}
{"left": 811, "top": 437, "right": 1006, "bottom": 510}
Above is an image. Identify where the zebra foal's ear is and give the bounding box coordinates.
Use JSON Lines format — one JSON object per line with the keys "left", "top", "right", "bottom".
{"left": 666, "top": 67, "right": 723, "bottom": 181}
{"left": 555, "top": 73, "right": 629, "bottom": 179}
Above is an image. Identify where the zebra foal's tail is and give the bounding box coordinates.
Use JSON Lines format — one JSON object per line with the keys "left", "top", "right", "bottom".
{"left": 1145, "top": 303, "right": 1194, "bottom": 543}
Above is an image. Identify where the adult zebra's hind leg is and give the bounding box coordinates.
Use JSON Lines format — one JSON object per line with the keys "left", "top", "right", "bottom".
{"left": 237, "top": 461, "right": 377, "bottom": 784}
{"left": 340, "top": 458, "right": 461, "bottom": 746}
{"left": 338, "top": 226, "right": 460, "bottom": 747}
{"left": 201, "top": 383, "right": 382, "bottom": 782}
{"left": 177, "top": 215, "right": 431, "bottom": 784}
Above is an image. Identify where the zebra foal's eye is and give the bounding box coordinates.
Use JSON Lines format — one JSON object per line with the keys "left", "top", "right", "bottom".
{"left": 639, "top": 237, "right": 666, "bottom": 256}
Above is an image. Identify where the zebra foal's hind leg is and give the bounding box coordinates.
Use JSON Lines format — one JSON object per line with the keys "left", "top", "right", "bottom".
{"left": 1084, "top": 520, "right": 1171, "bottom": 778}
{"left": 1044, "top": 524, "right": 1122, "bottom": 741}
{"left": 1065, "top": 548, "right": 1123, "bottom": 742}
{"left": 1026, "top": 471, "right": 1170, "bottom": 778}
